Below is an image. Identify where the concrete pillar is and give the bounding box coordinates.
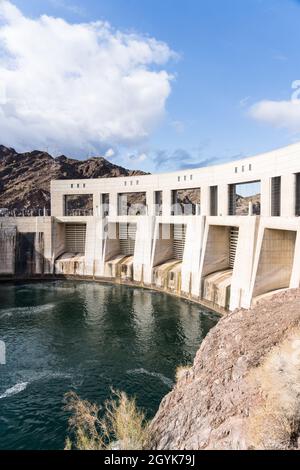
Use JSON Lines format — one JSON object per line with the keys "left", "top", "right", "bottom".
{"left": 110, "top": 192, "right": 118, "bottom": 217}
{"left": 93, "top": 192, "right": 101, "bottom": 217}
{"left": 261, "top": 178, "right": 271, "bottom": 217}
{"left": 218, "top": 184, "right": 228, "bottom": 216}
{"left": 201, "top": 186, "right": 209, "bottom": 216}
{"left": 146, "top": 190, "right": 155, "bottom": 216}
{"left": 134, "top": 216, "right": 155, "bottom": 283}
{"left": 162, "top": 189, "right": 172, "bottom": 217}
{"left": 50, "top": 191, "right": 64, "bottom": 217}
{"left": 290, "top": 226, "right": 300, "bottom": 288}
{"left": 281, "top": 174, "right": 295, "bottom": 217}
{"left": 182, "top": 217, "right": 205, "bottom": 296}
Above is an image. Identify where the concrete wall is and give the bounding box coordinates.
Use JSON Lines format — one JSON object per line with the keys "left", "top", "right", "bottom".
{"left": 4, "top": 143, "right": 300, "bottom": 310}
{"left": 0, "top": 217, "right": 53, "bottom": 276}
{"left": 253, "top": 228, "right": 296, "bottom": 297}
{"left": 50, "top": 142, "right": 300, "bottom": 220}
{"left": 0, "top": 227, "right": 16, "bottom": 274}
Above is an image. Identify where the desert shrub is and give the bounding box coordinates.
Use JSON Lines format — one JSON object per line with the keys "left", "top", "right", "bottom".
{"left": 175, "top": 365, "right": 192, "bottom": 383}
{"left": 64, "top": 390, "right": 149, "bottom": 450}
{"left": 247, "top": 328, "right": 300, "bottom": 449}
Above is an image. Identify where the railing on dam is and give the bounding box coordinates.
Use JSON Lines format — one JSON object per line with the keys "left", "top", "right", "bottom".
{"left": 64, "top": 209, "right": 93, "bottom": 217}
{"left": 0, "top": 208, "right": 49, "bottom": 217}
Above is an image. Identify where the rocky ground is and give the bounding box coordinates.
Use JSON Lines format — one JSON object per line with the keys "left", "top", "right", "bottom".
{"left": 149, "top": 289, "right": 300, "bottom": 450}
{"left": 0, "top": 145, "right": 146, "bottom": 212}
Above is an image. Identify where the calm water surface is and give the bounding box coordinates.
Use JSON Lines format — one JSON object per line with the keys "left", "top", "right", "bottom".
{"left": 0, "top": 281, "right": 219, "bottom": 450}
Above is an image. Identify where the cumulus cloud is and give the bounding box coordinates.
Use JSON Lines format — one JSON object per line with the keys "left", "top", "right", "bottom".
{"left": 152, "top": 147, "right": 220, "bottom": 171}
{"left": 249, "top": 81, "right": 300, "bottom": 132}
{"left": 104, "top": 148, "right": 115, "bottom": 159}
{"left": 128, "top": 152, "right": 148, "bottom": 162}
{"left": 250, "top": 99, "right": 300, "bottom": 133}
{"left": 48, "top": 0, "right": 85, "bottom": 16}
{"left": 0, "top": 1, "right": 175, "bottom": 155}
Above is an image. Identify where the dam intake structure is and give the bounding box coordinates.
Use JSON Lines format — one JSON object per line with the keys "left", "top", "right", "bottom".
{"left": 2, "top": 142, "right": 300, "bottom": 312}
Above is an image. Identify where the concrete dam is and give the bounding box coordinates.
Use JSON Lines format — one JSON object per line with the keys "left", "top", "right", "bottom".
{"left": 2, "top": 142, "right": 300, "bottom": 313}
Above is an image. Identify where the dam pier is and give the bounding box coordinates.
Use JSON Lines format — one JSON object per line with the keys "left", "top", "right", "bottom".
{"left": 2, "top": 142, "right": 300, "bottom": 312}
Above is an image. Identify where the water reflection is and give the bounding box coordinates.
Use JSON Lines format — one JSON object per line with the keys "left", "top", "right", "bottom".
{"left": 0, "top": 281, "right": 219, "bottom": 450}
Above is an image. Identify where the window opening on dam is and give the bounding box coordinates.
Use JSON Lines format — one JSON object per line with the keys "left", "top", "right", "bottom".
{"left": 152, "top": 224, "right": 186, "bottom": 292}
{"left": 173, "top": 224, "right": 187, "bottom": 261}
{"left": 171, "top": 189, "right": 201, "bottom": 215}
{"left": 64, "top": 195, "right": 93, "bottom": 216}
{"left": 155, "top": 191, "right": 163, "bottom": 216}
{"left": 15, "top": 232, "right": 44, "bottom": 276}
{"left": 201, "top": 225, "right": 239, "bottom": 310}
{"left": 295, "top": 174, "right": 300, "bottom": 217}
{"left": 210, "top": 186, "right": 218, "bottom": 216}
{"left": 228, "top": 181, "right": 261, "bottom": 216}
{"left": 101, "top": 193, "right": 110, "bottom": 217}
{"left": 271, "top": 177, "right": 281, "bottom": 217}
{"left": 119, "top": 223, "right": 137, "bottom": 256}
{"left": 253, "top": 228, "right": 296, "bottom": 299}
{"left": 229, "top": 227, "right": 239, "bottom": 269}
{"left": 65, "top": 224, "right": 86, "bottom": 254}
{"left": 118, "top": 193, "right": 147, "bottom": 216}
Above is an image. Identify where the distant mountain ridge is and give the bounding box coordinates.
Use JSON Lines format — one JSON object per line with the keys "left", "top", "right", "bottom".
{"left": 0, "top": 145, "right": 147, "bottom": 212}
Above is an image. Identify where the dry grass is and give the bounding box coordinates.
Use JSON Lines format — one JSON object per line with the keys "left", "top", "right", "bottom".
{"left": 64, "top": 390, "right": 149, "bottom": 450}
{"left": 175, "top": 365, "right": 192, "bottom": 383}
{"left": 247, "top": 327, "right": 300, "bottom": 449}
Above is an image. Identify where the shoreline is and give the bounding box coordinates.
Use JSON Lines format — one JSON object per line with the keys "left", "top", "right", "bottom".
{"left": 0, "top": 275, "right": 224, "bottom": 316}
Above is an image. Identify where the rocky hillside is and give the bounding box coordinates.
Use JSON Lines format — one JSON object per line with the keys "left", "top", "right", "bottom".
{"left": 0, "top": 145, "right": 146, "bottom": 212}
{"left": 149, "top": 290, "right": 300, "bottom": 450}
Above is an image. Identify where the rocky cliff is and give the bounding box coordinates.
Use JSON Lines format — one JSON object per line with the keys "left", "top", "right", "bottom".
{"left": 0, "top": 145, "right": 146, "bottom": 212}
{"left": 149, "top": 290, "right": 300, "bottom": 450}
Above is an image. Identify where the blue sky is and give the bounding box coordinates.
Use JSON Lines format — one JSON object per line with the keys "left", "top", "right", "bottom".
{"left": 3, "top": 0, "right": 300, "bottom": 172}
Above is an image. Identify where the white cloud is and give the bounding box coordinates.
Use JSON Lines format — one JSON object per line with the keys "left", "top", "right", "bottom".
{"left": 0, "top": 1, "right": 175, "bottom": 155}
{"left": 249, "top": 81, "right": 300, "bottom": 132}
{"left": 250, "top": 99, "right": 300, "bottom": 132}
{"left": 128, "top": 152, "right": 148, "bottom": 162}
{"left": 104, "top": 148, "right": 115, "bottom": 159}
{"left": 48, "top": 0, "right": 86, "bottom": 16}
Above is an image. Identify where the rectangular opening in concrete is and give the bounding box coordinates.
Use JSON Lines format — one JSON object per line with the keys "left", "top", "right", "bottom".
{"left": 202, "top": 225, "right": 239, "bottom": 276}
{"left": 64, "top": 195, "right": 93, "bottom": 216}
{"left": 155, "top": 191, "right": 163, "bottom": 216}
{"left": 101, "top": 193, "right": 110, "bottom": 217}
{"left": 210, "top": 186, "right": 218, "bottom": 216}
{"left": 201, "top": 225, "right": 239, "bottom": 309}
{"left": 119, "top": 223, "right": 137, "bottom": 256}
{"left": 103, "top": 222, "right": 136, "bottom": 280}
{"left": 271, "top": 177, "right": 281, "bottom": 217}
{"left": 171, "top": 188, "right": 201, "bottom": 215}
{"left": 118, "top": 193, "right": 147, "bottom": 216}
{"left": 152, "top": 224, "right": 185, "bottom": 292}
{"left": 173, "top": 224, "right": 187, "bottom": 261}
{"left": 152, "top": 224, "right": 174, "bottom": 268}
{"left": 295, "top": 173, "right": 300, "bottom": 216}
{"left": 152, "top": 224, "right": 187, "bottom": 264}
{"left": 15, "top": 232, "right": 44, "bottom": 276}
{"left": 228, "top": 181, "right": 261, "bottom": 216}
{"left": 253, "top": 228, "right": 296, "bottom": 298}
{"left": 0, "top": 228, "right": 16, "bottom": 275}
{"left": 65, "top": 223, "right": 86, "bottom": 254}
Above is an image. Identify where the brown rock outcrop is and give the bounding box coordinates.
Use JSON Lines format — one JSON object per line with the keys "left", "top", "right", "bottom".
{"left": 149, "top": 289, "right": 300, "bottom": 450}
{"left": 0, "top": 145, "right": 147, "bottom": 212}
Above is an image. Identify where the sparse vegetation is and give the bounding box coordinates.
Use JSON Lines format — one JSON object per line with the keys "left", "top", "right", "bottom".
{"left": 175, "top": 365, "right": 192, "bottom": 383}
{"left": 64, "top": 390, "right": 150, "bottom": 450}
{"left": 247, "top": 328, "right": 300, "bottom": 449}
